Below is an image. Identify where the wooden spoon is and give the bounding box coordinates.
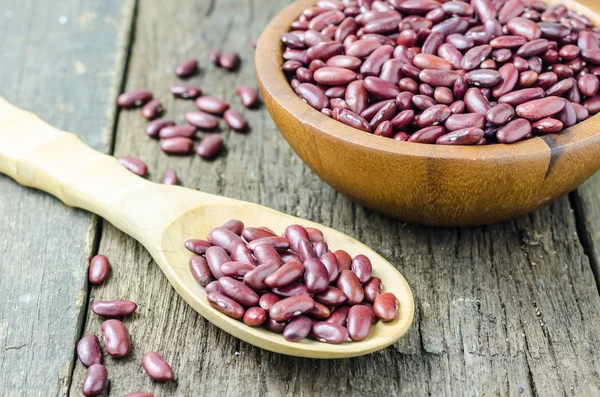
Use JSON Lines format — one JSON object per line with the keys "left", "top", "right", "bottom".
{"left": 0, "top": 98, "right": 414, "bottom": 358}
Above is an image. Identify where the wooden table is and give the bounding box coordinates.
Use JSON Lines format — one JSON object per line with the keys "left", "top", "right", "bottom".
{"left": 2, "top": 0, "right": 600, "bottom": 395}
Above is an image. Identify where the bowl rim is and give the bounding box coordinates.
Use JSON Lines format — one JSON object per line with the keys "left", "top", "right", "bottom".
{"left": 255, "top": 0, "right": 600, "bottom": 161}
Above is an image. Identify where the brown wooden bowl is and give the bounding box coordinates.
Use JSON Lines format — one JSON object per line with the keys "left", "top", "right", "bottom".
{"left": 255, "top": 0, "right": 600, "bottom": 227}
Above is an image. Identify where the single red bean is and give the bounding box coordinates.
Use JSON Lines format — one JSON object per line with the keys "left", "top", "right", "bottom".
{"left": 142, "top": 352, "right": 173, "bottom": 381}
{"left": 545, "top": 79, "right": 573, "bottom": 97}
{"left": 306, "top": 301, "right": 331, "bottom": 320}
{"left": 490, "top": 35, "right": 526, "bottom": 49}
{"left": 537, "top": 72, "right": 558, "bottom": 90}
{"left": 265, "top": 261, "right": 304, "bottom": 287}
{"left": 253, "top": 244, "right": 283, "bottom": 266}
{"left": 532, "top": 118, "right": 563, "bottom": 134}
{"left": 579, "top": 74, "right": 600, "bottom": 97}
{"left": 283, "top": 60, "right": 303, "bottom": 73}
{"left": 205, "top": 280, "right": 224, "bottom": 295}
{"left": 296, "top": 83, "right": 330, "bottom": 110}
{"left": 207, "top": 292, "right": 245, "bottom": 319}
{"left": 175, "top": 58, "right": 198, "bottom": 77}
{"left": 196, "top": 134, "right": 223, "bottom": 158}
{"left": 160, "top": 137, "right": 193, "bottom": 155}
{"left": 307, "top": 41, "right": 345, "bottom": 62}
{"left": 585, "top": 96, "right": 600, "bottom": 114}
{"left": 334, "top": 250, "right": 352, "bottom": 272}
{"left": 208, "top": 227, "right": 245, "bottom": 253}
{"left": 266, "top": 318, "right": 288, "bottom": 333}
{"left": 219, "top": 51, "right": 240, "bottom": 70}
{"left": 461, "top": 45, "right": 492, "bottom": 70}
{"left": 336, "top": 269, "right": 364, "bottom": 304}
{"left": 243, "top": 307, "right": 267, "bottom": 327}
{"left": 506, "top": 17, "right": 541, "bottom": 40}
{"left": 436, "top": 127, "right": 484, "bottom": 145}
{"left": 270, "top": 295, "right": 315, "bottom": 321}
{"left": 77, "top": 335, "right": 103, "bottom": 367}
{"left": 419, "top": 69, "right": 462, "bottom": 87}
{"left": 449, "top": 100, "right": 465, "bottom": 114}
{"left": 185, "top": 239, "right": 212, "bottom": 255}
{"left": 573, "top": 102, "right": 590, "bottom": 121}
{"left": 313, "top": 241, "right": 329, "bottom": 258}
{"left": 195, "top": 97, "right": 229, "bottom": 115}
{"left": 486, "top": 103, "right": 515, "bottom": 125}
{"left": 326, "top": 305, "right": 350, "bottom": 326}
{"left": 373, "top": 292, "right": 398, "bottom": 321}
{"left": 92, "top": 300, "right": 137, "bottom": 318}
{"left": 465, "top": 69, "right": 502, "bottom": 87}
{"left": 101, "top": 319, "right": 130, "bottom": 358}
{"left": 364, "top": 277, "right": 382, "bottom": 303}
{"left": 146, "top": 119, "right": 175, "bottom": 138}
{"left": 171, "top": 84, "right": 202, "bottom": 99}
{"left": 498, "top": 87, "right": 545, "bottom": 106}
{"left": 271, "top": 283, "right": 313, "bottom": 298}
{"left": 283, "top": 316, "right": 313, "bottom": 341}
{"left": 89, "top": 255, "right": 110, "bottom": 285}
{"left": 464, "top": 87, "right": 491, "bottom": 114}
{"left": 412, "top": 95, "right": 437, "bottom": 111}
{"left": 492, "top": 48, "right": 512, "bottom": 62}
{"left": 347, "top": 305, "right": 372, "bottom": 341}
{"left": 497, "top": 118, "right": 532, "bottom": 143}
{"left": 223, "top": 109, "right": 248, "bottom": 132}
{"left": 259, "top": 293, "right": 281, "bottom": 311}
{"left": 303, "top": 258, "right": 330, "bottom": 293}
{"left": 516, "top": 97, "right": 565, "bottom": 120}
{"left": 236, "top": 85, "right": 259, "bottom": 108}
{"left": 186, "top": 111, "right": 219, "bottom": 130}
{"left": 247, "top": 236, "right": 290, "bottom": 251}
{"left": 205, "top": 246, "right": 229, "bottom": 279}
{"left": 408, "top": 126, "right": 446, "bottom": 143}
{"left": 189, "top": 255, "right": 213, "bottom": 286}
{"left": 160, "top": 169, "right": 177, "bottom": 185}
{"left": 555, "top": 99, "right": 577, "bottom": 128}
{"left": 141, "top": 99, "right": 163, "bottom": 120}
{"left": 346, "top": 39, "right": 382, "bottom": 58}
{"left": 312, "top": 322, "right": 349, "bottom": 344}
{"left": 159, "top": 125, "right": 196, "bottom": 139}
{"left": 414, "top": 53, "right": 453, "bottom": 71}
{"left": 82, "top": 364, "right": 108, "bottom": 396}
{"left": 219, "top": 276, "right": 259, "bottom": 307}
{"left": 221, "top": 261, "right": 256, "bottom": 278}
{"left": 243, "top": 227, "right": 277, "bottom": 242}
{"left": 445, "top": 113, "right": 486, "bottom": 131}
{"left": 230, "top": 244, "right": 257, "bottom": 266}
{"left": 306, "top": 227, "right": 324, "bottom": 242}
{"left": 117, "top": 90, "right": 152, "bottom": 107}
{"left": 119, "top": 156, "right": 147, "bottom": 176}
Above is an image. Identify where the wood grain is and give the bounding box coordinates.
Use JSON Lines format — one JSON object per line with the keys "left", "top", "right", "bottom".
{"left": 0, "top": 0, "right": 134, "bottom": 395}
{"left": 68, "top": 0, "right": 600, "bottom": 396}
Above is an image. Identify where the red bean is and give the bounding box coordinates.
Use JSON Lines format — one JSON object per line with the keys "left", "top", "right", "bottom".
{"left": 77, "top": 335, "right": 103, "bottom": 367}
{"left": 364, "top": 277, "right": 382, "bottom": 303}
{"left": 445, "top": 113, "right": 486, "bottom": 131}
{"left": 205, "top": 280, "right": 224, "bottom": 295}
{"left": 461, "top": 45, "right": 492, "bottom": 70}
{"left": 253, "top": 244, "right": 283, "bottom": 266}
{"left": 579, "top": 74, "right": 600, "bottom": 97}
{"left": 498, "top": 87, "right": 545, "bottom": 106}
{"left": 207, "top": 292, "right": 245, "bottom": 319}
{"left": 265, "top": 261, "right": 304, "bottom": 287}
{"left": 171, "top": 84, "right": 202, "bottom": 99}
{"left": 306, "top": 302, "right": 331, "bottom": 320}
{"left": 141, "top": 99, "right": 163, "bottom": 120}
{"left": 142, "top": 352, "right": 173, "bottom": 381}
{"left": 175, "top": 58, "right": 198, "bottom": 77}
{"left": 82, "top": 364, "right": 108, "bottom": 396}
{"left": 185, "top": 111, "right": 219, "bottom": 130}
{"left": 119, "top": 156, "right": 147, "bottom": 177}
{"left": 497, "top": 118, "right": 532, "bottom": 143}
{"left": 219, "top": 276, "right": 259, "bottom": 307}
{"left": 259, "top": 293, "right": 281, "bottom": 311}
{"left": 486, "top": 103, "right": 515, "bottom": 125}
{"left": 89, "top": 255, "right": 110, "bottom": 285}
{"left": 515, "top": 97, "right": 565, "bottom": 120}
{"left": 315, "top": 286, "right": 348, "bottom": 306}
{"left": 243, "top": 227, "right": 277, "bottom": 242}
{"left": 117, "top": 90, "right": 152, "bottom": 107}
{"left": 296, "top": 83, "right": 330, "bottom": 110}
{"left": 221, "top": 261, "right": 256, "bottom": 278}
{"left": 312, "top": 322, "right": 349, "bottom": 344}
{"left": 159, "top": 125, "right": 196, "bottom": 139}
{"left": 419, "top": 69, "right": 462, "bottom": 87}
{"left": 373, "top": 292, "right": 398, "bottom": 321}
{"left": 271, "top": 283, "right": 313, "bottom": 298}
{"left": 270, "top": 295, "right": 315, "bottom": 321}
{"left": 244, "top": 263, "right": 279, "bottom": 290}
{"left": 266, "top": 318, "right": 288, "bottom": 333}
{"left": 236, "top": 85, "right": 259, "bottom": 108}
{"left": 247, "top": 236, "right": 290, "bottom": 251}
{"left": 436, "top": 127, "right": 484, "bottom": 145}
{"left": 101, "top": 319, "right": 130, "bottom": 358}
{"left": 336, "top": 269, "right": 364, "bottom": 304}
{"left": 532, "top": 118, "right": 563, "bottom": 134}
{"left": 243, "top": 307, "right": 267, "bottom": 327}
{"left": 334, "top": 250, "right": 352, "bottom": 272}
{"left": 283, "top": 316, "right": 313, "bottom": 341}
{"left": 347, "top": 305, "right": 372, "bottom": 341}
{"left": 146, "top": 119, "right": 175, "bottom": 138}
{"left": 320, "top": 251, "right": 340, "bottom": 282}
{"left": 196, "top": 134, "right": 224, "bottom": 158}
{"left": 92, "top": 300, "right": 137, "bottom": 317}
{"left": 230, "top": 243, "right": 257, "bottom": 266}
{"left": 223, "top": 109, "right": 248, "bottom": 132}
{"left": 195, "top": 97, "right": 229, "bottom": 115}
{"left": 159, "top": 137, "right": 194, "bottom": 155}
{"left": 219, "top": 51, "right": 240, "bottom": 70}
{"left": 185, "top": 239, "right": 212, "bottom": 255}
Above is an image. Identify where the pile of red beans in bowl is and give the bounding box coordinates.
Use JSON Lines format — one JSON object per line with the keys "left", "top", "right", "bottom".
{"left": 185, "top": 220, "right": 399, "bottom": 344}
{"left": 282, "top": 0, "right": 600, "bottom": 144}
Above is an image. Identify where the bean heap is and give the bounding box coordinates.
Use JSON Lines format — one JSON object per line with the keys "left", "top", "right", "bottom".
{"left": 186, "top": 220, "right": 399, "bottom": 344}
{"left": 79, "top": 255, "right": 173, "bottom": 396}
{"left": 282, "top": 0, "right": 600, "bottom": 144}
{"left": 116, "top": 51, "right": 260, "bottom": 181}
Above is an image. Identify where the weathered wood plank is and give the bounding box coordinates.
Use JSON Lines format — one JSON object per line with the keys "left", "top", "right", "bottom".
{"left": 70, "top": 0, "right": 600, "bottom": 396}
{"left": 0, "top": 0, "right": 134, "bottom": 395}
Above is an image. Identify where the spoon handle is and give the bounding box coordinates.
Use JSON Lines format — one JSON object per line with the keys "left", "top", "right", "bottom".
{"left": 0, "top": 97, "right": 206, "bottom": 244}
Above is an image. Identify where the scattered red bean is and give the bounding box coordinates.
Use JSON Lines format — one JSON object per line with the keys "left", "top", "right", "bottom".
{"left": 185, "top": 111, "right": 219, "bottom": 130}
{"left": 195, "top": 96, "right": 230, "bottom": 115}
{"left": 170, "top": 84, "right": 202, "bottom": 99}
{"left": 118, "top": 156, "right": 147, "bottom": 177}
{"left": 92, "top": 300, "right": 137, "bottom": 317}
{"left": 117, "top": 90, "right": 152, "bottom": 108}
{"left": 196, "top": 134, "right": 224, "bottom": 158}
{"left": 174, "top": 58, "right": 198, "bottom": 78}
{"left": 89, "top": 254, "right": 110, "bottom": 285}
{"left": 159, "top": 137, "right": 194, "bottom": 155}
{"left": 141, "top": 352, "right": 174, "bottom": 381}
{"left": 101, "top": 319, "right": 131, "bottom": 358}
{"left": 219, "top": 51, "right": 240, "bottom": 70}
{"left": 77, "top": 334, "right": 103, "bottom": 367}
{"left": 145, "top": 119, "right": 175, "bottom": 138}
{"left": 161, "top": 169, "right": 178, "bottom": 185}
{"left": 236, "top": 85, "right": 259, "bottom": 108}
{"left": 82, "top": 364, "right": 108, "bottom": 396}
{"left": 141, "top": 99, "right": 163, "bottom": 120}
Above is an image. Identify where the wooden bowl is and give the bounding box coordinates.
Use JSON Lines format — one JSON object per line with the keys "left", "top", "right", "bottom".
{"left": 255, "top": 0, "right": 600, "bottom": 227}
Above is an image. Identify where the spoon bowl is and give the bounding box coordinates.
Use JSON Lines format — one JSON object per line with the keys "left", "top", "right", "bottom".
{"left": 256, "top": 0, "right": 600, "bottom": 227}
{"left": 0, "top": 98, "right": 414, "bottom": 358}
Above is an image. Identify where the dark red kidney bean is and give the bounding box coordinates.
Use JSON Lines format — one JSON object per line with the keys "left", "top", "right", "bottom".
{"left": 243, "top": 227, "right": 276, "bottom": 242}
{"left": 437, "top": 127, "right": 484, "bottom": 145}
{"left": 445, "top": 113, "right": 486, "bottom": 131}
{"left": 205, "top": 280, "right": 224, "bottom": 295}
{"left": 92, "top": 300, "right": 137, "bottom": 318}
{"left": 409, "top": 126, "right": 447, "bottom": 143}
{"left": 515, "top": 97, "right": 565, "bottom": 120}
{"left": 270, "top": 295, "right": 315, "bottom": 321}
{"left": 551, "top": 64, "right": 574, "bottom": 79}
{"left": 585, "top": 95, "right": 600, "bottom": 114}
{"left": 480, "top": 59, "right": 496, "bottom": 69}
{"left": 186, "top": 111, "right": 219, "bottom": 130}
{"left": 579, "top": 74, "right": 600, "bottom": 97}
{"left": 335, "top": 17, "right": 359, "bottom": 42}
{"left": 364, "top": 277, "right": 382, "bottom": 303}
{"left": 369, "top": 101, "right": 397, "bottom": 129}
{"left": 538, "top": 22, "right": 571, "bottom": 39}
{"left": 419, "top": 69, "right": 462, "bottom": 87}
{"left": 442, "top": 1, "right": 474, "bottom": 16}
{"left": 486, "top": 104, "right": 515, "bottom": 125}
{"left": 209, "top": 49, "right": 221, "bottom": 65}
{"left": 579, "top": 30, "right": 599, "bottom": 50}
{"left": 230, "top": 244, "right": 257, "bottom": 266}
{"left": 281, "top": 251, "right": 302, "bottom": 263}
{"left": 489, "top": 35, "right": 526, "bottom": 49}
{"left": 472, "top": 0, "right": 496, "bottom": 22}
{"left": 306, "top": 228, "right": 324, "bottom": 242}
{"left": 253, "top": 244, "right": 283, "bottom": 267}
{"left": 542, "top": 48, "right": 559, "bottom": 63}
{"left": 417, "top": 105, "right": 452, "bottom": 127}
{"left": 422, "top": 31, "right": 444, "bottom": 55}
{"left": 516, "top": 38, "right": 549, "bottom": 57}
{"left": 532, "top": 118, "right": 563, "bottom": 134}
{"left": 196, "top": 134, "right": 223, "bottom": 159}
{"left": 303, "top": 259, "right": 330, "bottom": 293}
{"left": 521, "top": 10, "right": 540, "bottom": 21}
{"left": 326, "top": 55, "right": 362, "bottom": 70}
{"left": 296, "top": 83, "right": 329, "bottom": 110}
{"left": 161, "top": 169, "right": 179, "bottom": 185}
{"left": 281, "top": 33, "right": 305, "bottom": 49}
{"left": 141, "top": 99, "right": 163, "bottom": 120}
{"left": 243, "top": 307, "right": 267, "bottom": 327}
{"left": 309, "top": 9, "right": 345, "bottom": 30}
{"left": 336, "top": 269, "right": 364, "bottom": 304}
{"left": 364, "top": 76, "right": 401, "bottom": 99}
{"left": 219, "top": 277, "right": 259, "bottom": 307}
{"left": 117, "top": 90, "right": 152, "bottom": 107}
{"left": 175, "top": 58, "right": 198, "bottom": 77}
{"left": 208, "top": 227, "right": 244, "bottom": 253}
{"left": 373, "top": 292, "right": 398, "bottom": 321}
{"left": 559, "top": 44, "right": 580, "bottom": 60}
{"left": 82, "top": 364, "right": 108, "bottom": 396}
{"left": 464, "top": 69, "right": 502, "bottom": 87}
{"left": 492, "top": 48, "right": 512, "bottom": 62}
{"left": 402, "top": 63, "right": 421, "bottom": 80}
{"left": 498, "top": 87, "right": 545, "bottom": 106}
{"left": 223, "top": 109, "right": 248, "bottom": 132}
{"left": 205, "top": 246, "right": 229, "bottom": 279}
{"left": 393, "top": 44, "right": 415, "bottom": 64}
{"left": 259, "top": 293, "right": 281, "bottom": 311}
{"left": 189, "top": 255, "right": 213, "bottom": 286}
{"left": 284, "top": 225, "right": 310, "bottom": 251}
{"left": 185, "top": 239, "right": 211, "bottom": 255}
{"left": 334, "top": 250, "right": 352, "bottom": 272}
{"left": 296, "top": 67, "right": 313, "bottom": 83}
{"left": 345, "top": 80, "right": 369, "bottom": 114}
{"left": 361, "top": 44, "right": 394, "bottom": 76}
{"left": 207, "top": 292, "right": 245, "bottom": 319}
{"left": 445, "top": 34, "right": 474, "bottom": 52}
{"left": 555, "top": 99, "right": 577, "bottom": 128}
{"left": 89, "top": 255, "right": 110, "bottom": 285}
{"left": 336, "top": 108, "right": 374, "bottom": 132}
{"left": 160, "top": 137, "right": 194, "bottom": 155}
{"left": 283, "top": 60, "right": 303, "bottom": 73}
{"left": 346, "top": 39, "right": 382, "bottom": 58}
{"left": 313, "top": 241, "right": 328, "bottom": 258}
{"left": 330, "top": 98, "right": 349, "bottom": 110}
{"left": 142, "top": 352, "right": 173, "bottom": 382}
{"left": 497, "top": 118, "right": 532, "bottom": 143}
{"left": 518, "top": 71, "right": 538, "bottom": 88}
{"left": 546, "top": 78, "right": 573, "bottom": 97}
{"left": 77, "top": 335, "right": 103, "bottom": 367}
{"left": 266, "top": 318, "right": 288, "bottom": 333}
{"left": 265, "top": 261, "right": 304, "bottom": 287}
{"left": 306, "top": 302, "right": 331, "bottom": 320}
{"left": 325, "top": 86, "right": 346, "bottom": 98}
{"left": 364, "top": 16, "right": 403, "bottom": 34}
{"left": 399, "top": 77, "right": 419, "bottom": 94}
{"left": 573, "top": 102, "right": 590, "bottom": 121}
{"left": 437, "top": 43, "right": 463, "bottom": 70}
{"left": 307, "top": 41, "right": 344, "bottom": 62}
{"left": 305, "top": 29, "right": 334, "bottom": 47}
{"left": 235, "top": 85, "right": 259, "bottom": 109}
{"left": 395, "top": 92, "right": 414, "bottom": 111}
{"left": 449, "top": 100, "right": 465, "bottom": 114}
{"left": 101, "top": 319, "right": 130, "bottom": 358}
{"left": 390, "top": 109, "right": 415, "bottom": 130}
{"left": 119, "top": 156, "right": 147, "bottom": 176}
{"left": 347, "top": 305, "right": 372, "bottom": 341}
{"left": 461, "top": 45, "right": 492, "bottom": 70}
{"left": 244, "top": 263, "right": 279, "bottom": 291}
{"left": 272, "top": 282, "right": 313, "bottom": 298}
{"left": 221, "top": 261, "right": 256, "bottom": 278}
{"left": 464, "top": 87, "right": 491, "bottom": 114}
{"left": 146, "top": 119, "right": 175, "bottom": 138}
{"left": 312, "top": 322, "right": 349, "bottom": 344}
{"left": 453, "top": 77, "right": 467, "bottom": 98}
{"left": 219, "top": 51, "right": 240, "bottom": 70}
{"left": 432, "top": 17, "right": 469, "bottom": 36}
{"left": 195, "top": 97, "right": 229, "bottom": 115}
{"left": 396, "top": 29, "right": 418, "bottom": 47}
{"left": 159, "top": 125, "right": 196, "bottom": 139}
{"left": 498, "top": 0, "right": 523, "bottom": 24}
{"left": 413, "top": 53, "right": 452, "bottom": 71}
{"left": 566, "top": 58, "right": 585, "bottom": 74}
{"left": 247, "top": 236, "right": 290, "bottom": 251}
{"left": 316, "top": 286, "right": 348, "bottom": 306}
{"left": 283, "top": 316, "right": 313, "bottom": 341}
{"left": 326, "top": 305, "right": 350, "bottom": 326}
{"left": 412, "top": 95, "right": 437, "bottom": 111}
{"left": 221, "top": 219, "right": 243, "bottom": 236}
{"left": 537, "top": 72, "right": 558, "bottom": 90}
{"left": 506, "top": 17, "right": 541, "bottom": 40}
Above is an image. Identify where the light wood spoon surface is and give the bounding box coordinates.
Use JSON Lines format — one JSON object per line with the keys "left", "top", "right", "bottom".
{"left": 0, "top": 98, "right": 414, "bottom": 358}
